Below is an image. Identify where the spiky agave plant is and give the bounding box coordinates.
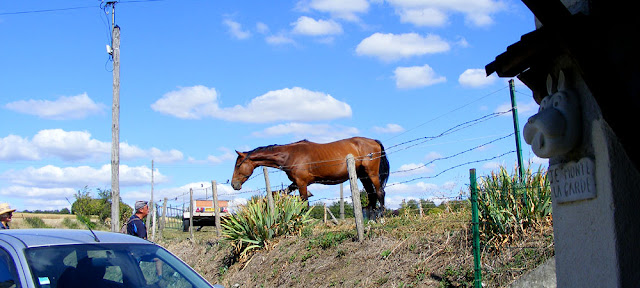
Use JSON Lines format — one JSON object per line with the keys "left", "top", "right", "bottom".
{"left": 477, "top": 164, "right": 551, "bottom": 246}
{"left": 221, "top": 193, "right": 315, "bottom": 258}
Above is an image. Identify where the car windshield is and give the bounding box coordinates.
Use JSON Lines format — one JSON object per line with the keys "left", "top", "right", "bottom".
{"left": 23, "top": 243, "right": 211, "bottom": 288}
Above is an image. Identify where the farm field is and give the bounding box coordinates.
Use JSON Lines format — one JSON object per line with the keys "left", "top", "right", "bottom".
{"left": 10, "top": 212, "right": 97, "bottom": 229}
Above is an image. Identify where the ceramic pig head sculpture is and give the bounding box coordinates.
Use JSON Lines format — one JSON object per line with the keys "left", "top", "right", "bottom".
{"left": 523, "top": 71, "right": 581, "bottom": 158}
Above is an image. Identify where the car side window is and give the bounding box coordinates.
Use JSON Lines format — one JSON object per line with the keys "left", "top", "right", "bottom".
{"left": 0, "top": 248, "right": 21, "bottom": 288}
{"left": 139, "top": 258, "right": 193, "bottom": 288}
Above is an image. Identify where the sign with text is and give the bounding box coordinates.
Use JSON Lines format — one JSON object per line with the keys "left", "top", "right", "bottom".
{"left": 549, "top": 158, "right": 596, "bottom": 203}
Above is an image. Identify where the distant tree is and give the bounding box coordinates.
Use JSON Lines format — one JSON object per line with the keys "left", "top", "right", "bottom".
{"left": 441, "top": 199, "right": 469, "bottom": 212}
{"left": 328, "top": 200, "right": 354, "bottom": 218}
{"left": 71, "top": 186, "right": 133, "bottom": 225}
{"left": 72, "top": 186, "right": 99, "bottom": 216}
{"left": 308, "top": 203, "right": 326, "bottom": 219}
{"left": 420, "top": 199, "right": 437, "bottom": 210}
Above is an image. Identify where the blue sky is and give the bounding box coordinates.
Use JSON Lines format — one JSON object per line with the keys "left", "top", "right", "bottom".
{"left": 0, "top": 0, "right": 543, "bottom": 212}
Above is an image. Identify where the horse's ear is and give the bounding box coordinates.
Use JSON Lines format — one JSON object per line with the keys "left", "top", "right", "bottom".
{"left": 236, "top": 150, "right": 245, "bottom": 157}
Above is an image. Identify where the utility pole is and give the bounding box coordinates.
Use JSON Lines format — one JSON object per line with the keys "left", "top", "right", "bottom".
{"left": 108, "top": 1, "right": 121, "bottom": 232}
{"left": 149, "top": 160, "right": 155, "bottom": 241}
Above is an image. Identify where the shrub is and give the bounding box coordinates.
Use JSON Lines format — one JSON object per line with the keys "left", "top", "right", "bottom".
{"left": 62, "top": 218, "right": 80, "bottom": 229}
{"left": 24, "top": 217, "right": 49, "bottom": 228}
{"left": 477, "top": 165, "right": 551, "bottom": 246}
{"left": 221, "top": 194, "right": 315, "bottom": 259}
{"left": 75, "top": 214, "right": 96, "bottom": 230}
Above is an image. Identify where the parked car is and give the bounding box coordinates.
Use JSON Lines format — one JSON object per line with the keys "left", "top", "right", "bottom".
{"left": 0, "top": 229, "right": 219, "bottom": 288}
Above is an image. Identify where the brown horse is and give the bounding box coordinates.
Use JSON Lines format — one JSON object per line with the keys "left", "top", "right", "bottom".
{"left": 231, "top": 137, "right": 390, "bottom": 217}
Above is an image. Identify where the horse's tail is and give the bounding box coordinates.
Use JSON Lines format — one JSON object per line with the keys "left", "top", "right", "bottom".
{"left": 376, "top": 140, "right": 390, "bottom": 188}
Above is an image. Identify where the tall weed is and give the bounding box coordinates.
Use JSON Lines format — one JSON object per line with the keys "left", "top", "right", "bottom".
{"left": 221, "top": 194, "right": 315, "bottom": 259}
{"left": 477, "top": 165, "right": 551, "bottom": 246}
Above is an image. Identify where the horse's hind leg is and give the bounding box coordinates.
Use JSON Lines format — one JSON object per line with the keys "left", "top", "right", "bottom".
{"left": 359, "top": 176, "right": 380, "bottom": 221}
{"left": 375, "top": 186, "right": 386, "bottom": 219}
{"left": 365, "top": 175, "right": 385, "bottom": 219}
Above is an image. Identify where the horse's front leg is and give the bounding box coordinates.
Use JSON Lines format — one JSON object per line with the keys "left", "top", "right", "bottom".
{"left": 297, "top": 183, "right": 311, "bottom": 207}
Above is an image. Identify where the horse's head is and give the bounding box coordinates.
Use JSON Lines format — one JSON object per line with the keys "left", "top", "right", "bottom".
{"left": 231, "top": 151, "right": 255, "bottom": 190}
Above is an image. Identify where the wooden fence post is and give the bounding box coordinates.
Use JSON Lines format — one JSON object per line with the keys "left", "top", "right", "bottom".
{"left": 326, "top": 205, "right": 339, "bottom": 225}
{"left": 212, "top": 180, "right": 221, "bottom": 237}
{"left": 159, "top": 197, "right": 167, "bottom": 240}
{"left": 323, "top": 203, "right": 327, "bottom": 224}
{"left": 189, "top": 188, "right": 194, "bottom": 241}
{"left": 340, "top": 183, "right": 344, "bottom": 220}
{"left": 346, "top": 154, "right": 364, "bottom": 241}
{"left": 264, "top": 167, "right": 275, "bottom": 214}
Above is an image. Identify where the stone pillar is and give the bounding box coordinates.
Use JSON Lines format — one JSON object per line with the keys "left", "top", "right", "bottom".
{"left": 524, "top": 64, "right": 640, "bottom": 287}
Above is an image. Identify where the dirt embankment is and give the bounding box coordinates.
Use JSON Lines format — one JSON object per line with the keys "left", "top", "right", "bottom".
{"left": 160, "top": 212, "right": 554, "bottom": 288}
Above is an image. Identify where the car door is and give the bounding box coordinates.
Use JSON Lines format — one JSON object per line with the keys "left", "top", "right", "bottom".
{"left": 0, "top": 239, "right": 31, "bottom": 288}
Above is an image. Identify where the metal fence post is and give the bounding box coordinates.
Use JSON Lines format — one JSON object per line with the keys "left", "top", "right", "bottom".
{"left": 470, "top": 168, "right": 482, "bottom": 288}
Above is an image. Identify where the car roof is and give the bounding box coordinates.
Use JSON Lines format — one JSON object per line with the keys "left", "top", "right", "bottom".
{"left": 0, "top": 229, "right": 151, "bottom": 248}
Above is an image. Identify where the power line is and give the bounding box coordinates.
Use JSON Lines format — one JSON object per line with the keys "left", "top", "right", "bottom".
{"left": 0, "top": 0, "right": 164, "bottom": 16}
{"left": 0, "top": 5, "right": 97, "bottom": 16}
{"left": 384, "top": 85, "right": 509, "bottom": 143}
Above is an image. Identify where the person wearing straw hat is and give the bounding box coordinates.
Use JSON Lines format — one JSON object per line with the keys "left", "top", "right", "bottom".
{"left": 127, "top": 201, "right": 149, "bottom": 239}
{"left": 0, "top": 203, "right": 16, "bottom": 229}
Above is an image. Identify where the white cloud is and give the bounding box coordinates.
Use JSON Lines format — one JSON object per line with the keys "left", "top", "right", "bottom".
{"left": 206, "top": 148, "right": 236, "bottom": 164}
{"left": 425, "top": 151, "right": 443, "bottom": 161}
{"left": 120, "top": 143, "right": 184, "bottom": 163}
{"left": 373, "top": 123, "right": 405, "bottom": 133}
{"left": 220, "top": 87, "right": 352, "bottom": 122}
{"left": 265, "top": 34, "right": 296, "bottom": 45}
{"left": 256, "top": 22, "right": 269, "bottom": 34}
{"left": 150, "top": 86, "right": 219, "bottom": 119}
{"left": 356, "top": 33, "right": 450, "bottom": 62}
{"left": 0, "top": 135, "right": 40, "bottom": 161}
{"left": 394, "top": 64, "right": 446, "bottom": 89}
{"left": 252, "top": 122, "right": 359, "bottom": 143}
{"left": 292, "top": 16, "right": 343, "bottom": 36}
{"left": 530, "top": 156, "right": 547, "bottom": 165}
{"left": 4, "top": 93, "right": 105, "bottom": 120}
{"left": 223, "top": 19, "right": 251, "bottom": 39}
{"left": 482, "top": 161, "right": 502, "bottom": 170}
{"left": 0, "top": 185, "right": 76, "bottom": 199}
{"left": 397, "top": 7, "right": 448, "bottom": 27}
{"left": 394, "top": 163, "right": 435, "bottom": 177}
{"left": 152, "top": 86, "right": 351, "bottom": 123}
{"left": 387, "top": 0, "right": 506, "bottom": 27}
{"left": 32, "top": 129, "right": 109, "bottom": 161}
{"left": 0, "top": 129, "right": 183, "bottom": 163}
{"left": 458, "top": 68, "right": 497, "bottom": 88}
{"left": 1, "top": 164, "right": 167, "bottom": 188}
{"left": 297, "top": 0, "right": 369, "bottom": 21}
{"left": 495, "top": 100, "right": 538, "bottom": 116}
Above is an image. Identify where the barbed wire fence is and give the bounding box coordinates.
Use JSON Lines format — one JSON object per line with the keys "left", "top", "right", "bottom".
{"left": 150, "top": 83, "right": 553, "bottom": 286}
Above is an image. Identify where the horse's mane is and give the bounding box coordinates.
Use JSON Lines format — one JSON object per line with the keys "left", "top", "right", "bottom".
{"left": 240, "top": 140, "right": 310, "bottom": 165}
{"left": 245, "top": 139, "right": 310, "bottom": 155}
